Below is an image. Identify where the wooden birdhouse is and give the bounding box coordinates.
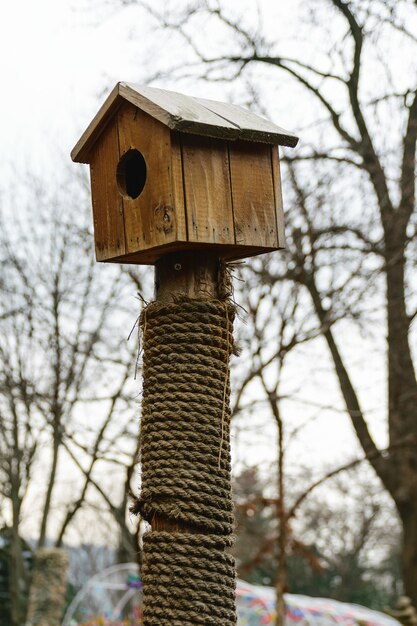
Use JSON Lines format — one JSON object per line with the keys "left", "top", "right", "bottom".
{"left": 71, "top": 83, "right": 298, "bottom": 264}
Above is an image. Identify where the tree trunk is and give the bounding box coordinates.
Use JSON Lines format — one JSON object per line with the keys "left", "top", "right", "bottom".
{"left": 117, "top": 525, "right": 137, "bottom": 564}
{"left": 9, "top": 474, "right": 27, "bottom": 626}
{"left": 38, "top": 438, "right": 60, "bottom": 548}
{"left": 386, "top": 238, "right": 417, "bottom": 471}
{"left": 385, "top": 234, "right": 417, "bottom": 600}
{"left": 271, "top": 394, "right": 286, "bottom": 626}
{"left": 400, "top": 502, "right": 417, "bottom": 606}
{"left": 9, "top": 526, "right": 26, "bottom": 626}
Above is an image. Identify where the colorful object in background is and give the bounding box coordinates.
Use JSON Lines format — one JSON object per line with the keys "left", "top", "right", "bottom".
{"left": 236, "top": 580, "right": 275, "bottom": 624}
{"left": 76, "top": 618, "right": 140, "bottom": 626}
{"left": 237, "top": 579, "right": 401, "bottom": 626}
{"left": 63, "top": 564, "right": 401, "bottom": 626}
{"left": 62, "top": 564, "right": 143, "bottom": 626}
{"left": 285, "top": 592, "right": 402, "bottom": 626}
{"left": 126, "top": 574, "right": 143, "bottom": 590}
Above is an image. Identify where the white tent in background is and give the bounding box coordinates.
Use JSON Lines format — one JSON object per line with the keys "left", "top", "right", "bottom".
{"left": 62, "top": 563, "right": 401, "bottom": 626}
{"left": 237, "top": 579, "right": 400, "bottom": 626}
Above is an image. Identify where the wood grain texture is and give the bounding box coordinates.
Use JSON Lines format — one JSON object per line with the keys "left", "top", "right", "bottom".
{"left": 122, "top": 83, "right": 298, "bottom": 145}
{"left": 117, "top": 102, "right": 187, "bottom": 254}
{"left": 89, "top": 119, "right": 126, "bottom": 261}
{"left": 71, "top": 82, "right": 299, "bottom": 163}
{"left": 196, "top": 96, "right": 298, "bottom": 146}
{"left": 121, "top": 83, "right": 238, "bottom": 139}
{"left": 229, "top": 142, "right": 279, "bottom": 248}
{"left": 181, "top": 135, "right": 234, "bottom": 245}
{"left": 271, "top": 146, "right": 286, "bottom": 248}
{"left": 170, "top": 132, "right": 187, "bottom": 241}
{"left": 155, "top": 251, "right": 220, "bottom": 302}
{"left": 72, "top": 84, "right": 122, "bottom": 163}
{"left": 102, "top": 242, "right": 278, "bottom": 265}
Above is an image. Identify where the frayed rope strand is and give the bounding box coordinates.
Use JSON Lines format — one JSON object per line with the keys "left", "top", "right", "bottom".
{"left": 132, "top": 296, "right": 237, "bottom": 625}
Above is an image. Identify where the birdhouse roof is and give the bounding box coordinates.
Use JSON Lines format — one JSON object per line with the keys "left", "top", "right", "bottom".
{"left": 71, "top": 82, "right": 299, "bottom": 163}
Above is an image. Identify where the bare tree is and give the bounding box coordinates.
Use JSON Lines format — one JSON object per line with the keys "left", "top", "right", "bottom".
{"left": 234, "top": 465, "right": 401, "bottom": 607}
{"left": 0, "top": 178, "right": 143, "bottom": 624}
{"left": 120, "top": 0, "right": 417, "bottom": 601}
{"left": 231, "top": 267, "right": 325, "bottom": 624}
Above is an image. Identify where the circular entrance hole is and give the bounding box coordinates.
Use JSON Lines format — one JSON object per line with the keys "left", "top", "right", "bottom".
{"left": 116, "top": 149, "right": 147, "bottom": 199}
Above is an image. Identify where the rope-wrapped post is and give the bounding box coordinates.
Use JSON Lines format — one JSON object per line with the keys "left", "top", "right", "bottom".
{"left": 70, "top": 79, "right": 298, "bottom": 626}
{"left": 132, "top": 251, "right": 237, "bottom": 625}
{"left": 25, "top": 548, "right": 68, "bottom": 626}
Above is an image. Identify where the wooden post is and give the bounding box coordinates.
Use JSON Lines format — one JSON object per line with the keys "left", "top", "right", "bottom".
{"left": 71, "top": 82, "right": 298, "bottom": 625}
{"left": 152, "top": 251, "right": 221, "bottom": 538}
{"left": 135, "top": 249, "right": 236, "bottom": 624}
{"left": 155, "top": 251, "right": 220, "bottom": 303}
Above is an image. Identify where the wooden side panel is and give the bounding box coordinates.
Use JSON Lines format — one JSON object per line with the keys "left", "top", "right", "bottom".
{"left": 229, "top": 142, "right": 278, "bottom": 248}
{"left": 171, "top": 133, "right": 187, "bottom": 240}
{"left": 117, "top": 102, "right": 187, "bottom": 253}
{"left": 181, "top": 135, "right": 234, "bottom": 245}
{"left": 196, "top": 96, "right": 294, "bottom": 143}
{"left": 271, "top": 146, "right": 286, "bottom": 248}
{"left": 89, "top": 119, "right": 126, "bottom": 261}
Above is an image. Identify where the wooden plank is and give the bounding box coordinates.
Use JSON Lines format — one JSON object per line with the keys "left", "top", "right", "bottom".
{"left": 117, "top": 102, "right": 187, "bottom": 254}
{"left": 120, "top": 83, "right": 238, "bottom": 140}
{"left": 89, "top": 119, "right": 126, "bottom": 260}
{"left": 155, "top": 252, "right": 220, "bottom": 302}
{"left": 72, "top": 83, "right": 299, "bottom": 163}
{"left": 170, "top": 133, "right": 187, "bottom": 241}
{"left": 123, "top": 83, "right": 298, "bottom": 145}
{"left": 181, "top": 135, "right": 234, "bottom": 245}
{"left": 229, "top": 142, "right": 278, "bottom": 248}
{"left": 104, "top": 241, "right": 278, "bottom": 266}
{"left": 196, "top": 97, "right": 299, "bottom": 147}
{"left": 72, "top": 84, "right": 123, "bottom": 163}
{"left": 271, "top": 146, "right": 286, "bottom": 248}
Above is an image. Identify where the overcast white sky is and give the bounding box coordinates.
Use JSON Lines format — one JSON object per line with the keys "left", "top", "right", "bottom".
{"left": 0, "top": 0, "right": 388, "bottom": 439}
{"left": 0, "top": 0, "right": 138, "bottom": 174}
{"left": 0, "top": 0, "right": 310, "bottom": 173}
{"left": 0, "top": 0, "right": 397, "bottom": 541}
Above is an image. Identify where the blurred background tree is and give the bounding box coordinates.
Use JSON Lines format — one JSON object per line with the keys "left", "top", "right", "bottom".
{"left": 0, "top": 179, "right": 144, "bottom": 625}
{"left": 129, "top": 0, "right": 417, "bottom": 604}
{"left": 233, "top": 465, "right": 401, "bottom": 609}
{"left": 0, "top": 0, "right": 416, "bottom": 622}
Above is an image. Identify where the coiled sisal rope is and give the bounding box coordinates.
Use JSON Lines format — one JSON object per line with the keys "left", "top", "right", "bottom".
{"left": 132, "top": 297, "right": 237, "bottom": 625}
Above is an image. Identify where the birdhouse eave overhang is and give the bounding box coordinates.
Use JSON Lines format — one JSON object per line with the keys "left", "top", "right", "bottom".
{"left": 71, "top": 82, "right": 299, "bottom": 164}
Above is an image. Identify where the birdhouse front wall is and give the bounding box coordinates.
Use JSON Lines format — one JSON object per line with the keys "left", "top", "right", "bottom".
{"left": 89, "top": 102, "right": 187, "bottom": 262}
{"left": 89, "top": 117, "right": 126, "bottom": 260}
{"left": 88, "top": 100, "right": 285, "bottom": 264}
